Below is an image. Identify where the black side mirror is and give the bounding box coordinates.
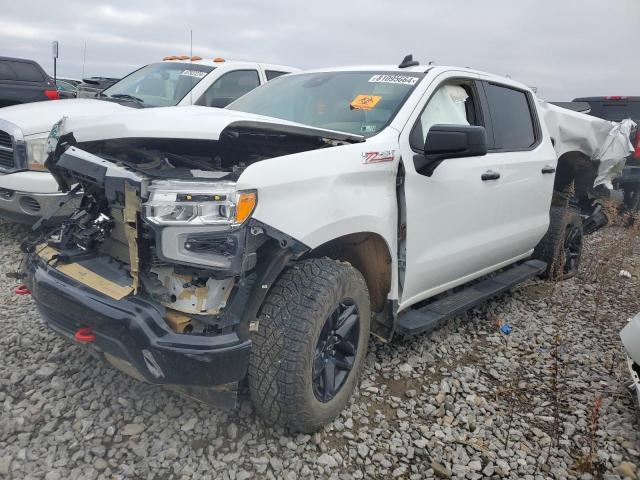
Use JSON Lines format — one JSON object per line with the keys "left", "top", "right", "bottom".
{"left": 424, "top": 124, "right": 487, "bottom": 161}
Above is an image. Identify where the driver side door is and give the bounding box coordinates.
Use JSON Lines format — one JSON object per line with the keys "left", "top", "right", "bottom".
{"left": 398, "top": 74, "right": 516, "bottom": 310}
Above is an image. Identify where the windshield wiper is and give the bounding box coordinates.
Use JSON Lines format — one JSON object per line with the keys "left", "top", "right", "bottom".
{"left": 109, "top": 93, "right": 146, "bottom": 104}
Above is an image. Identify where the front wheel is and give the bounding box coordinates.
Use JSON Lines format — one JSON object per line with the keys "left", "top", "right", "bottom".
{"left": 248, "top": 258, "right": 370, "bottom": 432}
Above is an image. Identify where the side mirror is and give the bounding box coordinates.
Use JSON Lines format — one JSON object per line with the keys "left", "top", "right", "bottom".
{"left": 424, "top": 124, "right": 487, "bottom": 161}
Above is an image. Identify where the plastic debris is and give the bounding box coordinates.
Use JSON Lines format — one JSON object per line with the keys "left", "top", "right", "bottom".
{"left": 500, "top": 323, "right": 512, "bottom": 335}
{"left": 620, "top": 270, "right": 632, "bottom": 279}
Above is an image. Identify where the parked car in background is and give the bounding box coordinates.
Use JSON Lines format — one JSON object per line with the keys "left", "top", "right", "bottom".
{"left": 0, "top": 57, "right": 298, "bottom": 224}
{"left": 0, "top": 56, "right": 59, "bottom": 107}
{"left": 55, "top": 78, "right": 80, "bottom": 99}
{"left": 23, "top": 59, "right": 632, "bottom": 431}
{"left": 573, "top": 96, "right": 640, "bottom": 211}
{"left": 76, "top": 77, "right": 120, "bottom": 98}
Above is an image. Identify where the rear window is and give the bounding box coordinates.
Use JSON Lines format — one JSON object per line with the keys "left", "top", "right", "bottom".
{"left": 266, "top": 70, "right": 288, "bottom": 81}
{"left": 0, "top": 60, "right": 46, "bottom": 82}
{"left": 582, "top": 101, "right": 640, "bottom": 121}
{"left": 485, "top": 83, "right": 537, "bottom": 150}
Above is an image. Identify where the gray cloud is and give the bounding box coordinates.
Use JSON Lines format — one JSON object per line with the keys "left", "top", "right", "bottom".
{"left": 0, "top": 0, "right": 637, "bottom": 100}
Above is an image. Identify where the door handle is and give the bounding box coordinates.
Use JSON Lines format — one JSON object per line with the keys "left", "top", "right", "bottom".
{"left": 541, "top": 165, "right": 556, "bottom": 174}
{"left": 481, "top": 170, "right": 501, "bottom": 181}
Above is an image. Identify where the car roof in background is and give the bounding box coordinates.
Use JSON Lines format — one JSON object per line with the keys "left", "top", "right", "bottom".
{"left": 574, "top": 96, "right": 640, "bottom": 102}
{"left": 160, "top": 58, "right": 300, "bottom": 72}
{"left": 0, "top": 56, "right": 42, "bottom": 64}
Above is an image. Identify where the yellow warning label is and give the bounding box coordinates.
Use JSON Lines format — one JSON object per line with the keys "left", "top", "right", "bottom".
{"left": 350, "top": 94, "right": 381, "bottom": 111}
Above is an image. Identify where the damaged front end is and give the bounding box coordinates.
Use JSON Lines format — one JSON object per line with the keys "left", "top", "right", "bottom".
{"left": 22, "top": 124, "right": 327, "bottom": 407}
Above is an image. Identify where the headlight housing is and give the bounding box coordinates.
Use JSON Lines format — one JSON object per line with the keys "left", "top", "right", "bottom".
{"left": 25, "top": 137, "right": 48, "bottom": 171}
{"left": 144, "top": 180, "right": 257, "bottom": 228}
{"left": 25, "top": 118, "right": 65, "bottom": 171}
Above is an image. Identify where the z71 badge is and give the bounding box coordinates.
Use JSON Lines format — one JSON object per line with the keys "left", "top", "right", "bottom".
{"left": 362, "top": 150, "right": 396, "bottom": 164}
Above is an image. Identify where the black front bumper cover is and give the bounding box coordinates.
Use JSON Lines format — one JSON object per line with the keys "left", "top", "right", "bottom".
{"left": 26, "top": 254, "right": 251, "bottom": 390}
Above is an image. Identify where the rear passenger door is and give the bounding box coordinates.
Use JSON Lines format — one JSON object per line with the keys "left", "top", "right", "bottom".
{"left": 481, "top": 81, "right": 556, "bottom": 262}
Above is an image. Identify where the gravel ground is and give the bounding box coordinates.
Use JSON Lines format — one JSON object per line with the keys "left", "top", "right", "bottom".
{"left": 1, "top": 218, "right": 640, "bottom": 480}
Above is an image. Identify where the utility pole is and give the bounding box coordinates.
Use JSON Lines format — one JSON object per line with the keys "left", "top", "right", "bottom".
{"left": 52, "top": 41, "right": 59, "bottom": 83}
{"left": 82, "top": 41, "right": 87, "bottom": 79}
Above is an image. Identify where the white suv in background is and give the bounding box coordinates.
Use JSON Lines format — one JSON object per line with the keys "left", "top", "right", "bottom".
{"left": 0, "top": 57, "right": 297, "bottom": 224}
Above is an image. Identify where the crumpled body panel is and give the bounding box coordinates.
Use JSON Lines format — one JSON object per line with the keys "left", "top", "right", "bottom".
{"left": 539, "top": 101, "right": 635, "bottom": 188}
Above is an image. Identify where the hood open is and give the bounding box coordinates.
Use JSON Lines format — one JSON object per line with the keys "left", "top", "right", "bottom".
{"left": 48, "top": 106, "right": 364, "bottom": 192}
{"left": 61, "top": 105, "right": 365, "bottom": 144}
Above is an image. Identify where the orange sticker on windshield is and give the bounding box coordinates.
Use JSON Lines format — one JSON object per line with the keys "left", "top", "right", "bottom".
{"left": 350, "top": 95, "right": 381, "bottom": 111}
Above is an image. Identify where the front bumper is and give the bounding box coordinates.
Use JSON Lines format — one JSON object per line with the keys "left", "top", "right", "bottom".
{"left": 0, "top": 189, "right": 77, "bottom": 224}
{"left": 0, "top": 171, "right": 77, "bottom": 224}
{"left": 26, "top": 254, "right": 251, "bottom": 393}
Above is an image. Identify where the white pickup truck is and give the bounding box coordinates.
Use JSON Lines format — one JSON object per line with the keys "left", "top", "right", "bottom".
{"left": 0, "top": 58, "right": 297, "bottom": 223}
{"left": 21, "top": 58, "right": 633, "bottom": 432}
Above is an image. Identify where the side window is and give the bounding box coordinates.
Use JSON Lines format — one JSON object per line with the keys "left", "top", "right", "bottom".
{"left": 0, "top": 61, "right": 17, "bottom": 81}
{"left": 265, "top": 70, "right": 288, "bottom": 81}
{"left": 198, "top": 70, "right": 260, "bottom": 108}
{"left": 484, "top": 83, "right": 536, "bottom": 150}
{"left": 10, "top": 61, "right": 45, "bottom": 83}
{"left": 410, "top": 82, "right": 479, "bottom": 151}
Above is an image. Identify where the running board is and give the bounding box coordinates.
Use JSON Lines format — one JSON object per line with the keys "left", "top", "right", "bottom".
{"left": 396, "top": 259, "right": 547, "bottom": 336}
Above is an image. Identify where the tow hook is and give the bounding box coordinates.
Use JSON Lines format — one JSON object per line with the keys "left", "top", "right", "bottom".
{"left": 74, "top": 327, "right": 96, "bottom": 343}
{"left": 14, "top": 284, "right": 31, "bottom": 295}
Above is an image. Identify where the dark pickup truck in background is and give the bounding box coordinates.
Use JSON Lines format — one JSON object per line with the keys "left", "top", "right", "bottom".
{"left": 0, "top": 56, "right": 60, "bottom": 107}
{"left": 574, "top": 96, "right": 640, "bottom": 211}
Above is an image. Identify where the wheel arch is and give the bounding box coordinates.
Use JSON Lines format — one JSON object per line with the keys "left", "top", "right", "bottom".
{"left": 554, "top": 150, "right": 597, "bottom": 196}
{"left": 303, "top": 232, "right": 393, "bottom": 313}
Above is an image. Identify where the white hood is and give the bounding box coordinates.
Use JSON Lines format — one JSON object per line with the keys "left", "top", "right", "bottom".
{"left": 0, "top": 99, "right": 132, "bottom": 136}
{"left": 61, "top": 105, "right": 364, "bottom": 143}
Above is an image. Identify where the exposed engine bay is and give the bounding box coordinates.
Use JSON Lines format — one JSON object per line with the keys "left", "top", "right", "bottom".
{"left": 29, "top": 126, "right": 334, "bottom": 336}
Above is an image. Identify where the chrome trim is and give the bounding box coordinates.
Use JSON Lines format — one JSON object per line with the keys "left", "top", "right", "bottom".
{"left": 0, "top": 118, "right": 27, "bottom": 172}
{"left": 0, "top": 144, "right": 12, "bottom": 152}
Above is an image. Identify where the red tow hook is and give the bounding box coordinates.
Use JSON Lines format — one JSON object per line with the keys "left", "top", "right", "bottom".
{"left": 14, "top": 284, "right": 31, "bottom": 295}
{"left": 74, "top": 327, "right": 96, "bottom": 343}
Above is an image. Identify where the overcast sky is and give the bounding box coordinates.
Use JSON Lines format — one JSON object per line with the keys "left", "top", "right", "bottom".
{"left": 1, "top": 0, "right": 637, "bottom": 100}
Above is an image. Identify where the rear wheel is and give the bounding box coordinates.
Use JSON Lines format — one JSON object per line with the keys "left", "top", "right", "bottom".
{"left": 534, "top": 205, "right": 583, "bottom": 280}
{"left": 248, "top": 258, "right": 370, "bottom": 432}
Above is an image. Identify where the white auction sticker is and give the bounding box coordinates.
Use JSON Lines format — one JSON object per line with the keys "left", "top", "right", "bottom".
{"left": 368, "top": 74, "right": 419, "bottom": 86}
{"left": 180, "top": 70, "right": 207, "bottom": 78}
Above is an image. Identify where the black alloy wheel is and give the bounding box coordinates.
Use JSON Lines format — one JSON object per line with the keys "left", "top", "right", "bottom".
{"left": 312, "top": 299, "right": 360, "bottom": 402}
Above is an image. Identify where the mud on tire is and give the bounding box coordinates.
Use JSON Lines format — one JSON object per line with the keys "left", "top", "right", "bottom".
{"left": 533, "top": 205, "right": 583, "bottom": 280}
{"left": 248, "top": 258, "right": 370, "bottom": 432}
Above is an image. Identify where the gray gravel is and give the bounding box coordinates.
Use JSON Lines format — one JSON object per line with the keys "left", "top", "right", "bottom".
{"left": 1, "top": 218, "right": 640, "bottom": 480}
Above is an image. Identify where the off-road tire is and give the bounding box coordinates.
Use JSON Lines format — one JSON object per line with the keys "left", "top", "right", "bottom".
{"left": 533, "top": 205, "right": 583, "bottom": 280}
{"left": 248, "top": 258, "right": 370, "bottom": 432}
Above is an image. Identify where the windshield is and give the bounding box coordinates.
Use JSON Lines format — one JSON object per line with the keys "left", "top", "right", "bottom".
{"left": 227, "top": 71, "right": 424, "bottom": 136}
{"left": 102, "top": 62, "right": 214, "bottom": 107}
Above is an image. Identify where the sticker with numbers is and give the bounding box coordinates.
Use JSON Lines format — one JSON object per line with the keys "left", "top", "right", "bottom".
{"left": 368, "top": 74, "right": 419, "bottom": 85}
